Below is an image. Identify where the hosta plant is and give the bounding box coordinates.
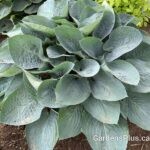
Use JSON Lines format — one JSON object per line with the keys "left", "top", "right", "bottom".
{"left": 0, "top": 0, "right": 150, "bottom": 150}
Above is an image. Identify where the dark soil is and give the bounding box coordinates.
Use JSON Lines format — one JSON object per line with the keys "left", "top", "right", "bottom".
{"left": 0, "top": 122, "right": 150, "bottom": 150}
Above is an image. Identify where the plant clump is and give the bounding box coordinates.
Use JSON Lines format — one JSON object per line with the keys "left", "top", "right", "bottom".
{"left": 0, "top": 0, "right": 150, "bottom": 150}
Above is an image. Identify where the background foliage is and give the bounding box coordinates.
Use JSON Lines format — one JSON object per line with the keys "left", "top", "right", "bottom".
{"left": 96, "top": 0, "right": 150, "bottom": 26}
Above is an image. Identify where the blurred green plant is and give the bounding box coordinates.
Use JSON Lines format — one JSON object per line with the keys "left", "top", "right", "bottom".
{"left": 96, "top": 0, "right": 150, "bottom": 26}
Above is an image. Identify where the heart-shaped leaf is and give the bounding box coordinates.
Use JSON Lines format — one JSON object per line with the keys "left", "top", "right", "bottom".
{"left": 127, "top": 59, "right": 150, "bottom": 93}
{"left": 0, "top": 77, "right": 13, "bottom": 97}
{"left": 58, "top": 105, "right": 83, "bottom": 140}
{"left": 80, "top": 37, "right": 103, "bottom": 59}
{"left": 119, "top": 13, "right": 135, "bottom": 26}
{"left": 0, "top": 40, "right": 14, "bottom": 64}
{"left": 55, "top": 25, "right": 83, "bottom": 53}
{"left": 46, "top": 45, "right": 70, "bottom": 58}
{"left": 104, "top": 26, "right": 143, "bottom": 62}
{"left": 12, "top": 0, "right": 31, "bottom": 11}
{"left": 79, "top": 12, "right": 103, "bottom": 35}
{"left": 0, "top": 64, "right": 21, "bottom": 78}
{"left": 22, "top": 15, "right": 56, "bottom": 37}
{"left": 0, "top": 1, "right": 12, "bottom": 20}
{"left": 0, "top": 19, "right": 13, "bottom": 33}
{"left": 55, "top": 74, "right": 91, "bottom": 105}
{"left": 23, "top": 70, "right": 42, "bottom": 90}
{"left": 69, "top": 0, "right": 86, "bottom": 25}
{"left": 124, "top": 42, "right": 150, "bottom": 61}
{"left": 24, "top": 3, "right": 41, "bottom": 14}
{"left": 83, "top": 96, "right": 120, "bottom": 124}
{"left": 37, "top": 0, "right": 69, "bottom": 20}
{"left": 121, "top": 92, "right": 150, "bottom": 130}
{"left": 26, "top": 110, "right": 59, "bottom": 150}
{"left": 108, "top": 60, "right": 140, "bottom": 85}
{"left": 37, "top": 79, "right": 65, "bottom": 108}
{"left": 82, "top": 112, "right": 129, "bottom": 150}
{"left": 6, "top": 24, "right": 23, "bottom": 37}
{"left": 74, "top": 59, "right": 100, "bottom": 77}
{"left": 90, "top": 71, "right": 127, "bottom": 101}
{"left": 50, "top": 61, "right": 75, "bottom": 78}
{"left": 0, "top": 83, "right": 43, "bottom": 125}
{"left": 93, "top": 1, "right": 115, "bottom": 39}
{"left": 4, "top": 74, "right": 23, "bottom": 98}
{"left": 8, "top": 35, "right": 43, "bottom": 69}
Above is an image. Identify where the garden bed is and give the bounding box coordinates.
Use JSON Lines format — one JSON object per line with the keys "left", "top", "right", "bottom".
{"left": 0, "top": 0, "right": 150, "bottom": 149}
{"left": 0, "top": 26, "right": 150, "bottom": 150}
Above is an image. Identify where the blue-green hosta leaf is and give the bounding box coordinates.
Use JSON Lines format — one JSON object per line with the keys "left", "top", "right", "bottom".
{"left": 37, "top": 79, "right": 65, "bottom": 108}
{"left": 141, "top": 30, "right": 150, "bottom": 45}
{"left": 5, "top": 74, "right": 23, "bottom": 98}
{"left": 55, "top": 74, "right": 91, "bottom": 105}
{"left": 49, "top": 56, "right": 77, "bottom": 67}
{"left": 74, "top": 59, "right": 100, "bottom": 77}
{"left": 90, "top": 71, "right": 127, "bottom": 101}
{"left": 69, "top": 0, "right": 99, "bottom": 25}
{"left": 119, "top": 13, "right": 135, "bottom": 26}
{"left": 81, "top": 0, "right": 99, "bottom": 8}
{"left": 0, "top": 19, "right": 13, "bottom": 33}
{"left": 46, "top": 45, "right": 70, "bottom": 58}
{"left": 24, "top": 3, "right": 41, "bottom": 14}
{"left": 55, "top": 25, "right": 83, "bottom": 53}
{"left": 0, "top": 65, "right": 21, "bottom": 78}
{"left": 8, "top": 35, "right": 43, "bottom": 69}
{"left": 21, "top": 23, "right": 47, "bottom": 41}
{"left": 0, "top": 40, "right": 14, "bottom": 64}
{"left": 0, "top": 1, "right": 12, "bottom": 20}
{"left": 104, "top": 26, "right": 143, "bottom": 62}
{"left": 108, "top": 60, "right": 140, "bottom": 85}
{"left": 0, "top": 64, "right": 10, "bottom": 72}
{"left": 26, "top": 110, "right": 59, "bottom": 150}
{"left": 23, "top": 72, "right": 39, "bottom": 98}
{"left": 37, "top": 0, "right": 53, "bottom": 19}
{"left": 127, "top": 59, "right": 150, "bottom": 93}
{"left": 79, "top": 37, "right": 103, "bottom": 59}
{"left": 30, "top": 0, "right": 43, "bottom": 3}
{"left": 12, "top": 0, "right": 31, "bottom": 11}
{"left": 82, "top": 112, "right": 129, "bottom": 150}
{"left": 49, "top": 57, "right": 66, "bottom": 67}
{"left": 124, "top": 43, "right": 150, "bottom": 61}
{"left": 23, "top": 70, "right": 42, "bottom": 90}
{"left": 79, "top": 6, "right": 97, "bottom": 22}
{"left": 113, "top": 13, "right": 121, "bottom": 28}
{"left": 83, "top": 96, "right": 120, "bottom": 124}
{"left": 0, "top": 83, "right": 43, "bottom": 125}
{"left": 5, "top": 24, "right": 23, "bottom": 37}
{"left": 78, "top": 4, "right": 102, "bottom": 35}
{"left": 93, "top": 1, "right": 115, "bottom": 40}
{"left": 121, "top": 92, "right": 150, "bottom": 130}
{"left": 58, "top": 105, "right": 83, "bottom": 140}
{"left": 22, "top": 15, "right": 56, "bottom": 37}
{"left": 50, "top": 61, "right": 75, "bottom": 78}
{"left": 37, "top": 0, "right": 69, "bottom": 20}
{"left": 53, "top": 18, "right": 75, "bottom": 27}
{"left": 69, "top": 0, "right": 86, "bottom": 25}
{"left": 79, "top": 12, "right": 103, "bottom": 35}
{"left": 0, "top": 77, "right": 13, "bottom": 97}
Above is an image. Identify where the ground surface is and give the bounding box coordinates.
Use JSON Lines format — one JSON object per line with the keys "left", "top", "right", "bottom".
{"left": 0, "top": 122, "right": 150, "bottom": 150}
